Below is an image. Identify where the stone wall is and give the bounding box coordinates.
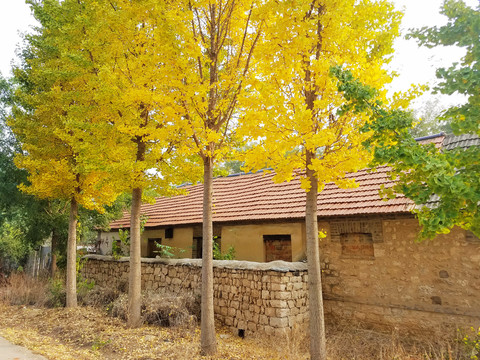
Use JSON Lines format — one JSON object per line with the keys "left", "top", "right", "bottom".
{"left": 319, "top": 217, "right": 480, "bottom": 332}
{"left": 84, "top": 217, "right": 480, "bottom": 337}
{"left": 81, "top": 256, "right": 309, "bottom": 337}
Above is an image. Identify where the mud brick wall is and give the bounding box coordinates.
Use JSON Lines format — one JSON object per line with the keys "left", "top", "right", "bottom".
{"left": 81, "top": 256, "right": 308, "bottom": 337}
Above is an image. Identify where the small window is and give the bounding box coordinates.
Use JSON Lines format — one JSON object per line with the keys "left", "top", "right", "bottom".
{"left": 147, "top": 238, "right": 162, "bottom": 258}
{"left": 165, "top": 228, "right": 174, "bottom": 239}
{"left": 264, "top": 234, "right": 292, "bottom": 262}
{"left": 341, "top": 233, "right": 374, "bottom": 259}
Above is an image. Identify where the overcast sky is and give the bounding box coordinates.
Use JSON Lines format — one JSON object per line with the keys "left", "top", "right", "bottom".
{"left": 0, "top": 0, "right": 477, "bottom": 111}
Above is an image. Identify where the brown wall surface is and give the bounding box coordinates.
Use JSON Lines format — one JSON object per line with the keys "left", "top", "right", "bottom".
{"left": 94, "top": 217, "right": 480, "bottom": 334}
{"left": 319, "top": 218, "right": 480, "bottom": 329}
{"left": 221, "top": 222, "right": 305, "bottom": 262}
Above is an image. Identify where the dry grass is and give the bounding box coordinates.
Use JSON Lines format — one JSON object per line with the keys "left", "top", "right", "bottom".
{"left": 109, "top": 290, "right": 200, "bottom": 328}
{"left": 0, "top": 272, "right": 50, "bottom": 307}
{"left": 0, "top": 304, "right": 291, "bottom": 359}
{"left": 324, "top": 320, "right": 466, "bottom": 360}
{"left": 0, "top": 275, "right": 474, "bottom": 359}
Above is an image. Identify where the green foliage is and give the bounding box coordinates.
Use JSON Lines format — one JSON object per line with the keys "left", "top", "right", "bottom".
{"left": 213, "top": 242, "right": 236, "bottom": 260}
{"left": 154, "top": 244, "right": 175, "bottom": 259}
{"left": 112, "top": 229, "right": 130, "bottom": 260}
{"left": 408, "top": 0, "right": 480, "bottom": 136}
{"left": 331, "top": 63, "right": 480, "bottom": 240}
{"left": 47, "top": 277, "right": 66, "bottom": 308}
{"left": 154, "top": 243, "right": 185, "bottom": 259}
{"left": 0, "top": 222, "right": 30, "bottom": 273}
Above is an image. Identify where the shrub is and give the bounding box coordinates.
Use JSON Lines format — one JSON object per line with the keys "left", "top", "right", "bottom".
{"left": 0, "top": 272, "right": 48, "bottom": 306}
{"left": 46, "top": 277, "right": 66, "bottom": 307}
{"left": 109, "top": 290, "right": 200, "bottom": 327}
{"left": 213, "top": 241, "right": 235, "bottom": 260}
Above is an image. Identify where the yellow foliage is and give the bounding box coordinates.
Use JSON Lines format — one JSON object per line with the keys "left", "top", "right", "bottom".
{"left": 239, "top": 0, "right": 402, "bottom": 190}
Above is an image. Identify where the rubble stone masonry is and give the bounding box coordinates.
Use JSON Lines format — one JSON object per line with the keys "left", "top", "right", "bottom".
{"left": 83, "top": 217, "right": 480, "bottom": 337}
{"left": 81, "top": 257, "right": 309, "bottom": 337}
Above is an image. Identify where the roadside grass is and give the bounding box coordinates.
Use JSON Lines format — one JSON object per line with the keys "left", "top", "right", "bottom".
{"left": 0, "top": 273, "right": 475, "bottom": 359}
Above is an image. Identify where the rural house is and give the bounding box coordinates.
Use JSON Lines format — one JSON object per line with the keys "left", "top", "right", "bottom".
{"left": 86, "top": 133, "right": 480, "bottom": 336}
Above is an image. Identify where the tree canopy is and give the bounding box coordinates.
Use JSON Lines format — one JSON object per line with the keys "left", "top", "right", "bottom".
{"left": 238, "top": 1, "right": 401, "bottom": 358}
{"left": 331, "top": 2, "right": 480, "bottom": 240}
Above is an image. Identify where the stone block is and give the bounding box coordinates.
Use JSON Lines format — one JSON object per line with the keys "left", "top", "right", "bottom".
{"left": 247, "top": 322, "right": 257, "bottom": 332}
{"left": 271, "top": 283, "right": 286, "bottom": 291}
{"left": 275, "top": 291, "right": 292, "bottom": 300}
{"left": 270, "top": 300, "right": 287, "bottom": 308}
{"left": 276, "top": 308, "right": 290, "bottom": 318}
{"left": 270, "top": 317, "right": 289, "bottom": 328}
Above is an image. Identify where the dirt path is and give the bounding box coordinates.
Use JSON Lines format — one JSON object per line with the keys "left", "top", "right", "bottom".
{"left": 0, "top": 336, "right": 48, "bottom": 360}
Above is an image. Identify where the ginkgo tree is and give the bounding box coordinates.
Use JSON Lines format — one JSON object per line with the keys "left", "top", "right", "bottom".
{"left": 59, "top": 0, "right": 201, "bottom": 327}
{"left": 10, "top": 0, "right": 121, "bottom": 307}
{"left": 239, "top": 1, "right": 401, "bottom": 359}
{"left": 166, "top": 0, "right": 268, "bottom": 354}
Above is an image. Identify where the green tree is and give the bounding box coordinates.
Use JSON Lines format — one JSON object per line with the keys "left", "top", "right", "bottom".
{"left": 408, "top": 0, "right": 479, "bottom": 136}
{"left": 365, "top": 0, "right": 480, "bottom": 238}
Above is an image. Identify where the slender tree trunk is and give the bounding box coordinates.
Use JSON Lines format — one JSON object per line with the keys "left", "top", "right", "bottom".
{"left": 66, "top": 198, "right": 78, "bottom": 308}
{"left": 201, "top": 156, "right": 217, "bottom": 355}
{"left": 305, "top": 150, "right": 327, "bottom": 360}
{"left": 128, "top": 186, "right": 143, "bottom": 327}
{"left": 50, "top": 228, "right": 58, "bottom": 278}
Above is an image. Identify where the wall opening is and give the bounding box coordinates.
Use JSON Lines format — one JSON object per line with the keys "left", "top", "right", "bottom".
{"left": 147, "top": 238, "right": 162, "bottom": 258}
{"left": 263, "top": 234, "right": 292, "bottom": 262}
{"left": 192, "top": 237, "right": 202, "bottom": 258}
{"left": 165, "top": 227, "right": 174, "bottom": 239}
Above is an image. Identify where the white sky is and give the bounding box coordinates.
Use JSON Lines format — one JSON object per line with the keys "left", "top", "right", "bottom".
{"left": 0, "top": 0, "right": 478, "bottom": 111}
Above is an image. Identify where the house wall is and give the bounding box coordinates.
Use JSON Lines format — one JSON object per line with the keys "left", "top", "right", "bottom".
{"left": 319, "top": 218, "right": 480, "bottom": 331}
{"left": 158, "top": 227, "right": 194, "bottom": 258}
{"left": 92, "top": 217, "right": 480, "bottom": 335}
{"left": 98, "top": 231, "right": 120, "bottom": 255}
{"left": 221, "top": 222, "right": 306, "bottom": 262}
{"left": 100, "top": 222, "right": 306, "bottom": 260}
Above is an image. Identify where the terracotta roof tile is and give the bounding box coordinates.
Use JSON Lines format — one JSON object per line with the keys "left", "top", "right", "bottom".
{"left": 109, "top": 134, "right": 451, "bottom": 230}
{"left": 109, "top": 165, "right": 413, "bottom": 229}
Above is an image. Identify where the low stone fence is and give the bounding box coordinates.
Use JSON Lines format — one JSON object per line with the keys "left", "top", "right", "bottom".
{"left": 81, "top": 255, "right": 480, "bottom": 337}
{"left": 81, "top": 255, "right": 309, "bottom": 337}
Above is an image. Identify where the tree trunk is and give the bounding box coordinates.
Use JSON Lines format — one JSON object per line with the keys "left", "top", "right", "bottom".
{"left": 66, "top": 198, "right": 78, "bottom": 308}
{"left": 50, "top": 228, "right": 58, "bottom": 278}
{"left": 305, "top": 150, "right": 327, "bottom": 360}
{"left": 128, "top": 186, "right": 143, "bottom": 328}
{"left": 200, "top": 156, "right": 217, "bottom": 355}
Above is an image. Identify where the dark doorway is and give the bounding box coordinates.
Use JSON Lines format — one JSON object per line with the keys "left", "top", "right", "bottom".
{"left": 147, "top": 238, "right": 162, "bottom": 258}
{"left": 192, "top": 237, "right": 202, "bottom": 259}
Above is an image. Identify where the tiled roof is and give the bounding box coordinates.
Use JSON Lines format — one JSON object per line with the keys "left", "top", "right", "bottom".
{"left": 109, "top": 167, "right": 415, "bottom": 229}
{"left": 109, "top": 134, "right": 452, "bottom": 230}
{"left": 443, "top": 133, "right": 480, "bottom": 150}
